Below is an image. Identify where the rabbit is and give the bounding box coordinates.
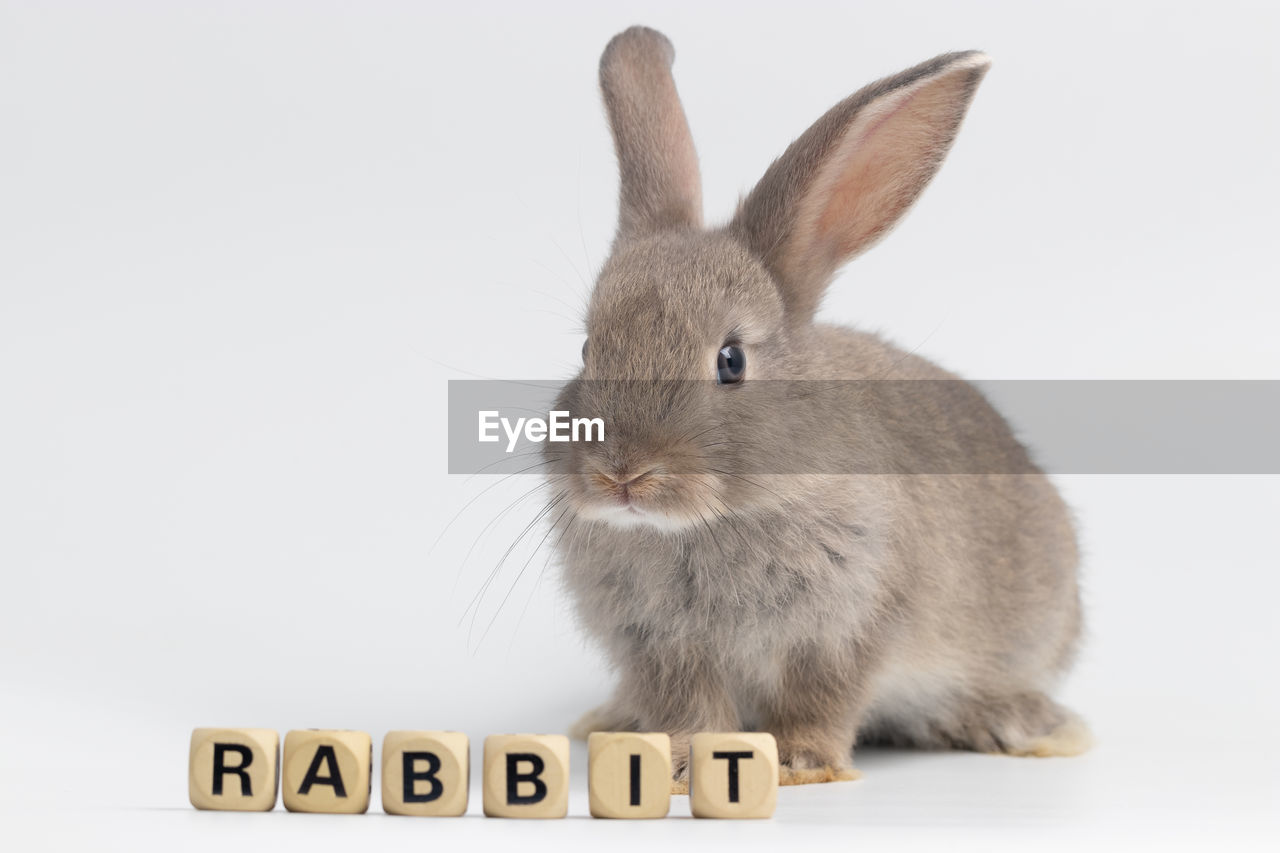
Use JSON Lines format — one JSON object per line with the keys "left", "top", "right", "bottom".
{"left": 543, "top": 26, "right": 1089, "bottom": 788}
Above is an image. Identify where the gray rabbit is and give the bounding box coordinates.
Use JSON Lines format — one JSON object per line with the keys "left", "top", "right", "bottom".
{"left": 545, "top": 27, "right": 1088, "bottom": 787}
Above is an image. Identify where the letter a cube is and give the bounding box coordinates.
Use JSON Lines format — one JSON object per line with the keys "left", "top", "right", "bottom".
{"left": 689, "top": 732, "right": 779, "bottom": 819}
{"left": 189, "top": 727, "right": 279, "bottom": 811}
{"left": 381, "top": 731, "right": 470, "bottom": 816}
{"left": 482, "top": 734, "right": 569, "bottom": 818}
{"left": 588, "top": 732, "right": 671, "bottom": 818}
{"left": 282, "top": 729, "right": 372, "bottom": 814}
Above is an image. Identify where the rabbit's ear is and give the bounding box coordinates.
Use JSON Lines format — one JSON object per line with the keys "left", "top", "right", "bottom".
{"left": 732, "top": 51, "right": 990, "bottom": 324}
{"left": 600, "top": 27, "right": 703, "bottom": 242}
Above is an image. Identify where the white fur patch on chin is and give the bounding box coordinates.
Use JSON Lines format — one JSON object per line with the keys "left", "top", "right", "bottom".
{"left": 580, "top": 502, "right": 693, "bottom": 533}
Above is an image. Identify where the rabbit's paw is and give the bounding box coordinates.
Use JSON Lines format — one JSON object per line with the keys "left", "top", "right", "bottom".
{"left": 1003, "top": 713, "right": 1093, "bottom": 758}
{"left": 779, "top": 763, "right": 861, "bottom": 785}
{"left": 776, "top": 739, "right": 861, "bottom": 786}
{"left": 908, "top": 691, "right": 1093, "bottom": 757}
{"left": 965, "top": 693, "right": 1093, "bottom": 758}
{"left": 669, "top": 733, "right": 691, "bottom": 794}
{"left": 569, "top": 702, "right": 637, "bottom": 740}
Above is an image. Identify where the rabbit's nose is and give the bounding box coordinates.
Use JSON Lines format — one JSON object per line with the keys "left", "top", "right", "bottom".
{"left": 591, "top": 465, "right": 659, "bottom": 502}
{"left": 608, "top": 467, "right": 655, "bottom": 488}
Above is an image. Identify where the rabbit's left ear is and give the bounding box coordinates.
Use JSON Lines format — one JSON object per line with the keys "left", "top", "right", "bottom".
{"left": 732, "top": 51, "right": 991, "bottom": 324}
{"left": 600, "top": 27, "right": 703, "bottom": 244}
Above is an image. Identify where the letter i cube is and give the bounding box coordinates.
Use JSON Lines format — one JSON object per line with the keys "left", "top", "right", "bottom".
{"left": 689, "top": 732, "right": 779, "bottom": 819}
{"left": 588, "top": 732, "right": 671, "bottom": 818}
{"left": 282, "top": 730, "right": 372, "bottom": 814}
{"left": 381, "top": 731, "right": 470, "bottom": 816}
{"left": 189, "top": 727, "right": 279, "bottom": 811}
{"left": 482, "top": 734, "right": 570, "bottom": 818}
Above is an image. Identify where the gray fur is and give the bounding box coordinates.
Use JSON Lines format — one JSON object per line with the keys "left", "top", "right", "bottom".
{"left": 599, "top": 27, "right": 703, "bottom": 243}
{"left": 545, "top": 27, "right": 1087, "bottom": 784}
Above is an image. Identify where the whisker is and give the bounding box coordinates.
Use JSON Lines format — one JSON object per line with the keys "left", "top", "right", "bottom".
{"left": 506, "top": 506, "right": 586, "bottom": 658}
{"left": 707, "top": 467, "right": 789, "bottom": 503}
{"left": 704, "top": 486, "right": 754, "bottom": 555}
{"left": 451, "top": 479, "right": 563, "bottom": 599}
{"left": 433, "top": 459, "right": 555, "bottom": 570}
{"left": 461, "top": 490, "right": 568, "bottom": 634}
{"left": 506, "top": 547, "right": 559, "bottom": 660}
{"left": 475, "top": 500, "right": 574, "bottom": 650}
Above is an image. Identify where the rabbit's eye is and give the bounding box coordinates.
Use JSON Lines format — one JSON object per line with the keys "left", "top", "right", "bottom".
{"left": 582, "top": 339, "right": 589, "bottom": 362}
{"left": 716, "top": 344, "right": 746, "bottom": 384}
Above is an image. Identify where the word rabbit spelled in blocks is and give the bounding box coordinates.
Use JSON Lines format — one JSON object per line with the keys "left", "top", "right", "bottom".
{"left": 189, "top": 728, "right": 783, "bottom": 819}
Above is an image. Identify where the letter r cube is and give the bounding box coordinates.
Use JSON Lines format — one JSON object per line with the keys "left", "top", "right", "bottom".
{"left": 189, "top": 727, "right": 279, "bottom": 811}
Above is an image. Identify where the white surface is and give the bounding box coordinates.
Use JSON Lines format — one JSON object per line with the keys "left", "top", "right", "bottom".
{"left": 1, "top": 1, "right": 1277, "bottom": 850}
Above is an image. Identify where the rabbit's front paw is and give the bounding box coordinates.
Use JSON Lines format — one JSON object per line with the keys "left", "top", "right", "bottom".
{"left": 669, "top": 733, "right": 691, "bottom": 794}
{"left": 776, "top": 736, "right": 860, "bottom": 786}
{"left": 778, "top": 762, "right": 861, "bottom": 785}
{"left": 569, "top": 702, "right": 638, "bottom": 740}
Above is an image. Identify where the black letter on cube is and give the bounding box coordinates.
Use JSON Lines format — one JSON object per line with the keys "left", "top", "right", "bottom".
{"left": 403, "top": 751, "right": 444, "bottom": 803}
{"left": 298, "top": 745, "right": 347, "bottom": 797}
{"left": 629, "top": 754, "right": 642, "bottom": 806}
{"left": 211, "top": 743, "right": 254, "bottom": 797}
{"left": 506, "top": 753, "right": 547, "bottom": 805}
{"left": 712, "top": 751, "right": 754, "bottom": 803}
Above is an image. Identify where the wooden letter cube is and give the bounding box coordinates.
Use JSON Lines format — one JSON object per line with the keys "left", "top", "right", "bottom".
{"left": 689, "top": 732, "right": 778, "bottom": 819}
{"left": 282, "top": 729, "right": 372, "bottom": 814}
{"left": 381, "top": 730, "right": 469, "bottom": 816}
{"left": 482, "top": 734, "right": 569, "bottom": 818}
{"left": 588, "top": 732, "right": 671, "bottom": 819}
{"left": 189, "top": 727, "right": 279, "bottom": 811}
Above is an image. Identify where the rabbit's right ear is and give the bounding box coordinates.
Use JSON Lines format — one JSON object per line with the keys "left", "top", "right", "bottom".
{"left": 600, "top": 27, "right": 703, "bottom": 244}
{"left": 731, "top": 51, "right": 991, "bottom": 325}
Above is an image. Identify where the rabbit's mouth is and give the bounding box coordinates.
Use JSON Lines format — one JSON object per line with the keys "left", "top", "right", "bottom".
{"left": 566, "top": 464, "right": 728, "bottom": 533}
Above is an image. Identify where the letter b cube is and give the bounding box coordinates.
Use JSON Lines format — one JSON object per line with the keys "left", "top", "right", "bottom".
{"left": 482, "top": 734, "right": 569, "bottom": 818}
{"left": 381, "top": 731, "right": 470, "bottom": 816}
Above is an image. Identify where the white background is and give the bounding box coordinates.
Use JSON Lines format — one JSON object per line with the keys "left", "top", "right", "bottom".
{"left": 2, "top": 1, "right": 1277, "bottom": 849}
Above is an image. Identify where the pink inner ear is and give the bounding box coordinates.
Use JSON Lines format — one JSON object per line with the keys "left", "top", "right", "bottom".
{"left": 807, "top": 71, "right": 974, "bottom": 266}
